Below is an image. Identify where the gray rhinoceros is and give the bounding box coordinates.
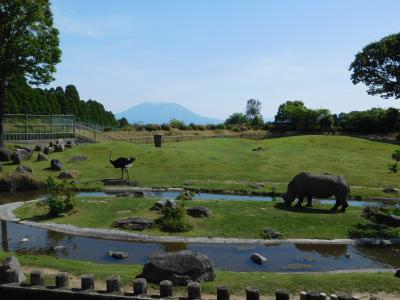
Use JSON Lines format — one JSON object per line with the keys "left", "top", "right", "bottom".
{"left": 282, "top": 172, "right": 350, "bottom": 212}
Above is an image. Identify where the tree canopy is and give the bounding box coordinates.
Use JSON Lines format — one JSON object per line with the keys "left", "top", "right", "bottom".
{"left": 0, "top": 0, "right": 61, "bottom": 146}
{"left": 349, "top": 33, "right": 400, "bottom": 99}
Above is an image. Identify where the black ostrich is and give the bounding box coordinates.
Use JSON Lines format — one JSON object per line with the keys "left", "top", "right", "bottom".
{"left": 109, "top": 150, "right": 136, "bottom": 179}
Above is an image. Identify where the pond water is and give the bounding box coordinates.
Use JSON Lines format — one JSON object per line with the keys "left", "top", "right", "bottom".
{"left": 79, "top": 191, "right": 400, "bottom": 208}
{"left": 2, "top": 221, "right": 400, "bottom": 272}
{"left": 1, "top": 190, "right": 399, "bottom": 272}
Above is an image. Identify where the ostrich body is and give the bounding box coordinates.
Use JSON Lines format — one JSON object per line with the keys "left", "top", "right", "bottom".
{"left": 109, "top": 151, "right": 136, "bottom": 179}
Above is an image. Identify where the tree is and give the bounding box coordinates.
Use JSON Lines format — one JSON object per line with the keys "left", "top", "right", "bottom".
{"left": 349, "top": 33, "right": 400, "bottom": 99}
{"left": 225, "top": 112, "right": 249, "bottom": 125}
{"left": 117, "top": 117, "right": 129, "bottom": 128}
{"left": 0, "top": 0, "right": 61, "bottom": 146}
{"left": 245, "top": 99, "right": 262, "bottom": 120}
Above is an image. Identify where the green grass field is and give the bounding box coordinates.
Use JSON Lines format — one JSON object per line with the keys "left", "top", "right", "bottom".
{"left": 0, "top": 251, "right": 398, "bottom": 295}
{"left": 2, "top": 135, "right": 400, "bottom": 196}
{"left": 15, "top": 197, "right": 400, "bottom": 239}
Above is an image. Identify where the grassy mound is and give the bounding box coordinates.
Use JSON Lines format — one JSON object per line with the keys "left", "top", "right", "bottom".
{"left": 16, "top": 197, "right": 400, "bottom": 239}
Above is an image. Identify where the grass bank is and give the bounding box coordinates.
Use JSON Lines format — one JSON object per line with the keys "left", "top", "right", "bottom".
{"left": 15, "top": 197, "right": 400, "bottom": 239}
{"left": 0, "top": 251, "right": 398, "bottom": 295}
{"left": 2, "top": 135, "right": 400, "bottom": 197}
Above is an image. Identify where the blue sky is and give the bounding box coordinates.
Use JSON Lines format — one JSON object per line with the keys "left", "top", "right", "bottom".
{"left": 51, "top": 0, "right": 400, "bottom": 120}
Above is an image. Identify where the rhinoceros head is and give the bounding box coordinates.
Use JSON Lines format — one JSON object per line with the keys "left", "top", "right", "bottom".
{"left": 282, "top": 181, "right": 296, "bottom": 204}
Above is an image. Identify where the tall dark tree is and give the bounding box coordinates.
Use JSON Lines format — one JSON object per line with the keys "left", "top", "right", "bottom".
{"left": 349, "top": 33, "right": 400, "bottom": 99}
{"left": 0, "top": 0, "right": 61, "bottom": 146}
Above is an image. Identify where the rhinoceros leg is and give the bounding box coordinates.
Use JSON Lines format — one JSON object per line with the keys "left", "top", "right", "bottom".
{"left": 331, "top": 201, "right": 339, "bottom": 211}
{"left": 295, "top": 196, "right": 304, "bottom": 208}
{"left": 305, "top": 195, "right": 313, "bottom": 207}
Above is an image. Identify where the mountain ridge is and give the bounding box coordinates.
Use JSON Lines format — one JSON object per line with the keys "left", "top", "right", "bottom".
{"left": 115, "top": 102, "right": 222, "bottom": 125}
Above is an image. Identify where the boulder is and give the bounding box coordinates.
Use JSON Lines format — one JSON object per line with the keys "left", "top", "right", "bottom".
{"left": 49, "top": 141, "right": 54, "bottom": 147}
{"left": 58, "top": 170, "right": 80, "bottom": 179}
{"left": 251, "top": 253, "right": 267, "bottom": 265}
{"left": 50, "top": 159, "right": 63, "bottom": 171}
{"left": 186, "top": 206, "right": 211, "bottom": 218}
{"left": 176, "top": 190, "right": 193, "bottom": 200}
{"left": 151, "top": 199, "right": 176, "bottom": 210}
{"left": 15, "top": 165, "right": 32, "bottom": 174}
{"left": 395, "top": 270, "right": 400, "bottom": 278}
{"left": 54, "top": 144, "right": 65, "bottom": 152}
{"left": 139, "top": 250, "right": 216, "bottom": 285}
{"left": 56, "top": 139, "right": 64, "bottom": 145}
{"left": 34, "top": 145, "right": 42, "bottom": 152}
{"left": 36, "top": 152, "right": 48, "bottom": 162}
{"left": 11, "top": 149, "right": 31, "bottom": 164}
{"left": 0, "top": 147, "right": 12, "bottom": 161}
{"left": 107, "top": 251, "right": 128, "bottom": 259}
{"left": 55, "top": 144, "right": 65, "bottom": 152}
{"left": 0, "top": 256, "right": 26, "bottom": 284}
{"left": 113, "top": 217, "right": 154, "bottom": 231}
{"left": 68, "top": 155, "right": 88, "bottom": 163}
{"left": 43, "top": 146, "right": 54, "bottom": 155}
{"left": 260, "top": 228, "right": 284, "bottom": 239}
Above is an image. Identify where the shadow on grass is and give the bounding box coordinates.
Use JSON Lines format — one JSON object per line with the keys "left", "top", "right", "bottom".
{"left": 274, "top": 202, "right": 342, "bottom": 214}
{"left": 348, "top": 223, "right": 400, "bottom": 239}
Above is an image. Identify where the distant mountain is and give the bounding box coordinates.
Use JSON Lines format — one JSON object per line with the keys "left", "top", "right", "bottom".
{"left": 115, "top": 102, "right": 222, "bottom": 125}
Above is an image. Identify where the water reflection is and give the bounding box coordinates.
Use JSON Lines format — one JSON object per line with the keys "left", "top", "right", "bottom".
{"left": 1, "top": 221, "right": 399, "bottom": 272}
{"left": 294, "top": 243, "right": 348, "bottom": 258}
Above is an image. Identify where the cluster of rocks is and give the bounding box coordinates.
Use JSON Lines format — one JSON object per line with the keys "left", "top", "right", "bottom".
{"left": 363, "top": 207, "right": 400, "bottom": 227}
{"left": 113, "top": 217, "right": 154, "bottom": 231}
{"left": 260, "top": 228, "right": 284, "bottom": 239}
{"left": 107, "top": 250, "right": 128, "bottom": 259}
{"left": 151, "top": 199, "right": 211, "bottom": 218}
{"left": 41, "top": 139, "right": 77, "bottom": 156}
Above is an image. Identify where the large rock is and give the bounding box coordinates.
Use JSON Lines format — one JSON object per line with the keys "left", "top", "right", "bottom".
{"left": 113, "top": 217, "right": 154, "bottom": 231}
{"left": 43, "top": 146, "right": 54, "bottom": 155}
{"left": 36, "top": 152, "right": 48, "bottom": 162}
{"left": 58, "top": 170, "right": 80, "bottom": 179}
{"left": 11, "top": 149, "right": 31, "bottom": 164}
{"left": 151, "top": 199, "right": 176, "bottom": 210}
{"left": 383, "top": 187, "right": 398, "bottom": 194}
{"left": 50, "top": 159, "right": 63, "bottom": 171}
{"left": 15, "top": 165, "right": 32, "bottom": 174}
{"left": 251, "top": 253, "right": 267, "bottom": 265}
{"left": 107, "top": 251, "right": 128, "bottom": 259}
{"left": 176, "top": 190, "right": 193, "bottom": 200}
{"left": 34, "top": 145, "right": 42, "bottom": 152}
{"left": 186, "top": 206, "right": 211, "bottom": 218}
{"left": 139, "top": 250, "right": 216, "bottom": 285}
{"left": 0, "top": 256, "right": 26, "bottom": 284}
{"left": 0, "top": 147, "right": 12, "bottom": 161}
{"left": 54, "top": 144, "right": 65, "bottom": 152}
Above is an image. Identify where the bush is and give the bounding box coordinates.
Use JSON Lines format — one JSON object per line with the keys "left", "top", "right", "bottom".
{"left": 169, "top": 119, "right": 188, "bottom": 130}
{"left": 161, "top": 123, "right": 170, "bottom": 131}
{"left": 388, "top": 162, "right": 398, "bottom": 173}
{"left": 103, "top": 127, "right": 113, "bottom": 132}
{"left": 144, "top": 124, "right": 160, "bottom": 131}
{"left": 0, "top": 171, "right": 43, "bottom": 192}
{"left": 46, "top": 177, "right": 77, "bottom": 217}
{"left": 156, "top": 205, "right": 192, "bottom": 232}
{"left": 391, "top": 150, "right": 400, "bottom": 162}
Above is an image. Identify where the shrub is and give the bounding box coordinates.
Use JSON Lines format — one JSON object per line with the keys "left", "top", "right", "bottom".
{"left": 169, "top": 119, "right": 187, "bottom": 130}
{"left": 136, "top": 125, "right": 144, "bottom": 131}
{"left": 391, "top": 150, "right": 400, "bottom": 162}
{"left": 156, "top": 205, "right": 192, "bottom": 232}
{"left": 144, "top": 124, "right": 160, "bottom": 131}
{"left": 0, "top": 171, "right": 43, "bottom": 192}
{"left": 388, "top": 162, "right": 398, "bottom": 173}
{"left": 161, "top": 123, "right": 170, "bottom": 131}
{"left": 46, "top": 177, "right": 77, "bottom": 217}
{"left": 103, "top": 127, "right": 113, "bottom": 132}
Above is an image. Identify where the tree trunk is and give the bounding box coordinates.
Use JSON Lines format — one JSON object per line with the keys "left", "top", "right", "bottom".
{"left": 0, "top": 80, "right": 5, "bottom": 147}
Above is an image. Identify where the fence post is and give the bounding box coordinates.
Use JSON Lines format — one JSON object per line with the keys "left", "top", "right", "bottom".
{"left": 30, "top": 270, "right": 44, "bottom": 286}
{"left": 300, "top": 291, "right": 307, "bottom": 300}
{"left": 55, "top": 272, "right": 69, "bottom": 288}
{"left": 133, "top": 278, "right": 147, "bottom": 295}
{"left": 160, "top": 280, "right": 173, "bottom": 297}
{"left": 106, "top": 275, "right": 121, "bottom": 293}
{"left": 5, "top": 269, "right": 18, "bottom": 283}
{"left": 81, "top": 274, "right": 95, "bottom": 290}
{"left": 246, "top": 287, "right": 259, "bottom": 300}
{"left": 217, "top": 286, "right": 230, "bottom": 300}
{"left": 188, "top": 282, "right": 201, "bottom": 300}
{"left": 275, "top": 288, "right": 289, "bottom": 300}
